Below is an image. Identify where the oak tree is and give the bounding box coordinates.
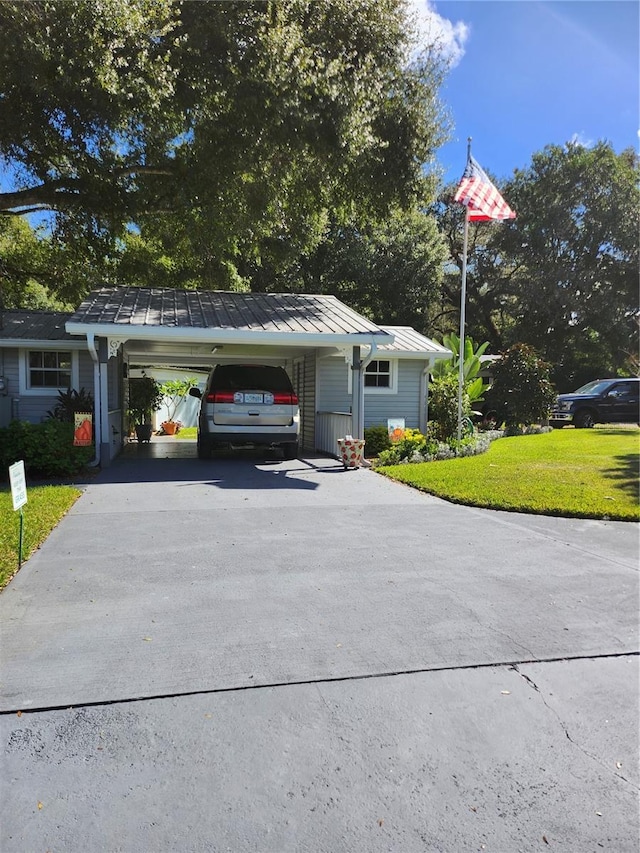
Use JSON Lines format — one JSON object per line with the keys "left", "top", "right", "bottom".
{"left": 0, "top": 0, "right": 450, "bottom": 301}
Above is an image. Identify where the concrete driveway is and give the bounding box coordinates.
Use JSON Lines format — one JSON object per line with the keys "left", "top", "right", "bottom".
{"left": 1, "top": 442, "right": 638, "bottom": 851}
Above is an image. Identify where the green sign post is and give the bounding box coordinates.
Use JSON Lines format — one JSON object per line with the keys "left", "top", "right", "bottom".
{"left": 9, "top": 460, "right": 27, "bottom": 571}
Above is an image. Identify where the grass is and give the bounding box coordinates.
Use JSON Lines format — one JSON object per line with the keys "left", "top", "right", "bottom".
{"left": 175, "top": 426, "right": 197, "bottom": 439}
{"left": 376, "top": 428, "right": 640, "bottom": 521}
{"left": 0, "top": 485, "right": 82, "bottom": 589}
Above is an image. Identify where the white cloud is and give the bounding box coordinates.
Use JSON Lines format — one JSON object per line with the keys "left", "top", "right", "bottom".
{"left": 569, "top": 132, "right": 595, "bottom": 148}
{"left": 405, "top": 0, "right": 469, "bottom": 67}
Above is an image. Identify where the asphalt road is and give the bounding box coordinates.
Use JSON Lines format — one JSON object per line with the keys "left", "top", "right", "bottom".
{"left": 1, "top": 445, "right": 638, "bottom": 852}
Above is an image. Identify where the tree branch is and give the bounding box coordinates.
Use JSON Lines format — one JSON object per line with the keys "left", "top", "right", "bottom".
{"left": 0, "top": 207, "right": 53, "bottom": 216}
{"left": 113, "top": 166, "right": 174, "bottom": 178}
{"left": 0, "top": 183, "right": 90, "bottom": 213}
{"left": 0, "top": 165, "right": 175, "bottom": 214}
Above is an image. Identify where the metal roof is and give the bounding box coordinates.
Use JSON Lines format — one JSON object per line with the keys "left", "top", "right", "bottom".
{"left": 0, "top": 310, "right": 74, "bottom": 341}
{"left": 68, "top": 287, "right": 388, "bottom": 337}
{"left": 378, "top": 326, "right": 451, "bottom": 356}
{"left": 0, "top": 304, "right": 451, "bottom": 360}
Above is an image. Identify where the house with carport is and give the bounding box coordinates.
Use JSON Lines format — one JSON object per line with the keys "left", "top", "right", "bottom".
{"left": 0, "top": 287, "right": 451, "bottom": 465}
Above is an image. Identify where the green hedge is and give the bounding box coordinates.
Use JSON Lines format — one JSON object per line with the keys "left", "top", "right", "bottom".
{"left": 363, "top": 425, "right": 392, "bottom": 457}
{"left": 0, "top": 420, "right": 94, "bottom": 480}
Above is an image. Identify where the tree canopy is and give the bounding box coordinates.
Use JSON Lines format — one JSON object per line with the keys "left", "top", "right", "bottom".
{"left": 0, "top": 0, "right": 449, "bottom": 301}
{"left": 239, "top": 200, "right": 448, "bottom": 330}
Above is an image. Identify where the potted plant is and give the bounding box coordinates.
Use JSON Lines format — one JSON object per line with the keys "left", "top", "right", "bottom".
{"left": 159, "top": 378, "right": 198, "bottom": 435}
{"left": 128, "top": 376, "right": 163, "bottom": 442}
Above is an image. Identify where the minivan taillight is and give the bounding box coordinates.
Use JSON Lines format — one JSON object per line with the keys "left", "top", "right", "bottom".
{"left": 207, "top": 391, "right": 235, "bottom": 403}
{"left": 273, "top": 392, "right": 298, "bottom": 405}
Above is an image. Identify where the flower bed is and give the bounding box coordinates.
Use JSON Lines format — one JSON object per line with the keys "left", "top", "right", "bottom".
{"left": 373, "top": 428, "right": 505, "bottom": 466}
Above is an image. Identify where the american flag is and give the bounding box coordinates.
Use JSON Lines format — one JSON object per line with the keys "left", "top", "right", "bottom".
{"left": 454, "top": 155, "right": 516, "bottom": 221}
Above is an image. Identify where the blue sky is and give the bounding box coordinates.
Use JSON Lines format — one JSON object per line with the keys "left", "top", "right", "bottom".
{"left": 411, "top": 0, "right": 640, "bottom": 185}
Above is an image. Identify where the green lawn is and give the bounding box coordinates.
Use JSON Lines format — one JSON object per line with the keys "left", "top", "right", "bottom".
{"left": 174, "top": 426, "right": 197, "bottom": 439}
{"left": 0, "top": 485, "right": 82, "bottom": 589}
{"left": 377, "top": 428, "right": 640, "bottom": 521}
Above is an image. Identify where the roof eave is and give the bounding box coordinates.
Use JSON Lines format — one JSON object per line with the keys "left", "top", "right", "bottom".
{"left": 379, "top": 348, "right": 453, "bottom": 360}
{"left": 64, "top": 322, "right": 395, "bottom": 348}
{"left": 0, "top": 337, "right": 85, "bottom": 349}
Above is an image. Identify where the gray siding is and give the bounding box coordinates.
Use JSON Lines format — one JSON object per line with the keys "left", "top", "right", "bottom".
{"left": 303, "top": 352, "right": 316, "bottom": 450}
{"left": 1, "top": 348, "right": 20, "bottom": 410}
{"left": 363, "top": 360, "right": 425, "bottom": 429}
{"left": 317, "top": 356, "right": 426, "bottom": 430}
{"left": 0, "top": 346, "right": 94, "bottom": 424}
{"left": 293, "top": 352, "right": 316, "bottom": 451}
{"left": 317, "top": 356, "right": 350, "bottom": 414}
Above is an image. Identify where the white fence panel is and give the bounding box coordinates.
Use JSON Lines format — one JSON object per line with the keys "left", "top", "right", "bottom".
{"left": 315, "top": 411, "right": 353, "bottom": 458}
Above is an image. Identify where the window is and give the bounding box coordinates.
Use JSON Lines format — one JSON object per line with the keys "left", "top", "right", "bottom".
{"left": 28, "top": 351, "right": 72, "bottom": 389}
{"left": 346, "top": 358, "right": 397, "bottom": 394}
{"left": 19, "top": 349, "right": 79, "bottom": 395}
{"left": 609, "top": 382, "right": 637, "bottom": 398}
{"left": 364, "top": 360, "right": 391, "bottom": 389}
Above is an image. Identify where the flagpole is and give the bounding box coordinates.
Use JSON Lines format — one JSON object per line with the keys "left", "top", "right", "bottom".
{"left": 457, "top": 137, "right": 472, "bottom": 445}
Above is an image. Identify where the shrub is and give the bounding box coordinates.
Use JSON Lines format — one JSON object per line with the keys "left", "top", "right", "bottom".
{"left": 428, "top": 373, "right": 471, "bottom": 442}
{"left": 128, "top": 376, "right": 163, "bottom": 425}
{"left": 375, "top": 428, "right": 429, "bottom": 464}
{"left": 0, "top": 420, "right": 93, "bottom": 479}
{"left": 363, "top": 425, "right": 391, "bottom": 457}
{"left": 46, "top": 387, "right": 94, "bottom": 422}
{"left": 487, "top": 344, "right": 556, "bottom": 431}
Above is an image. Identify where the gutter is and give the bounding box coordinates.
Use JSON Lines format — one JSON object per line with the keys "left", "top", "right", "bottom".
{"left": 353, "top": 338, "right": 380, "bottom": 440}
{"left": 86, "top": 332, "right": 101, "bottom": 468}
{"left": 420, "top": 361, "right": 431, "bottom": 435}
{"left": 360, "top": 338, "right": 380, "bottom": 372}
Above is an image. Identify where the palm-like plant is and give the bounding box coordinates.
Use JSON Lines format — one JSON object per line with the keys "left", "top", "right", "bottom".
{"left": 432, "top": 333, "right": 491, "bottom": 405}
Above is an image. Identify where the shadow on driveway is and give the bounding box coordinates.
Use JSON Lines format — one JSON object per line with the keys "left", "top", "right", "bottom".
{"left": 93, "top": 438, "right": 348, "bottom": 488}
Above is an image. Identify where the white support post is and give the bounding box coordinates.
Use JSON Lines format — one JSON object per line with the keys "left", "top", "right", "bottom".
{"left": 351, "top": 345, "right": 362, "bottom": 438}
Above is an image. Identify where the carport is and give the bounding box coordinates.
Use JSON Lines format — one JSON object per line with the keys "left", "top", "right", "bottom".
{"left": 65, "top": 287, "right": 395, "bottom": 466}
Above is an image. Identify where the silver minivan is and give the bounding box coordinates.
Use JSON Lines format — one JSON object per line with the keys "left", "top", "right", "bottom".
{"left": 189, "top": 364, "right": 300, "bottom": 458}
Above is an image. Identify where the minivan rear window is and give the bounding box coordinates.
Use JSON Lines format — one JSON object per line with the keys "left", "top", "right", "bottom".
{"left": 210, "top": 365, "right": 293, "bottom": 393}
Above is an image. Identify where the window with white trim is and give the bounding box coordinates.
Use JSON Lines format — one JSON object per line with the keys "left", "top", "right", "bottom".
{"left": 28, "top": 351, "right": 72, "bottom": 389}
{"left": 19, "top": 349, "right": 79, "bottom": 395}
{"left": 348, "top": 358, "right": 398, "bottom": 394}
{"left": 364, "top": 359, "right": 392, "bottom": 388}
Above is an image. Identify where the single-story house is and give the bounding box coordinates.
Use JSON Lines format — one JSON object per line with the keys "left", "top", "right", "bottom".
{"left": 0, "top": 287, "right": 451, "bottom": 465}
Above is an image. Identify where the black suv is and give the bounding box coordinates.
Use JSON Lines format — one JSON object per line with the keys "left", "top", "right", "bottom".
{"left": 550, "top": 378, "right": 640, "bottom": 428}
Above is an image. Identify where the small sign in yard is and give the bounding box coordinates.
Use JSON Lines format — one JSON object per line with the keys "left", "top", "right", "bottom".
{"left": 74, "top": 412, "right": 93, "bottom": 446}
{"left": 387, "top": 418, "right": 406, "bottom": 442}
{"left": 8, "top": 460, "right": 27, "bottom": 570}
{"left": 9, "top": 460, "right": 27, "bottom": 511}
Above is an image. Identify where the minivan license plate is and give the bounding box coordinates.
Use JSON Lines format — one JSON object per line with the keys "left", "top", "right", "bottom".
{"left": 243, "top": 393, "right": 264, "bottom": 404}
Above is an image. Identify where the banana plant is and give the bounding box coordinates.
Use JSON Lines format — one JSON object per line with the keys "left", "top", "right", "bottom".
{"left": 432, "top": 333, "right": 491, "bottom": 404}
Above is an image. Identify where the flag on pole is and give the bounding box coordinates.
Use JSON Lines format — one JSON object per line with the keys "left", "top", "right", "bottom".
{"left": 454, "top": 154, "right": 516, "bottom": 221}
{"left": 453, "top": 140, "right": 515, "bottom": 445}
